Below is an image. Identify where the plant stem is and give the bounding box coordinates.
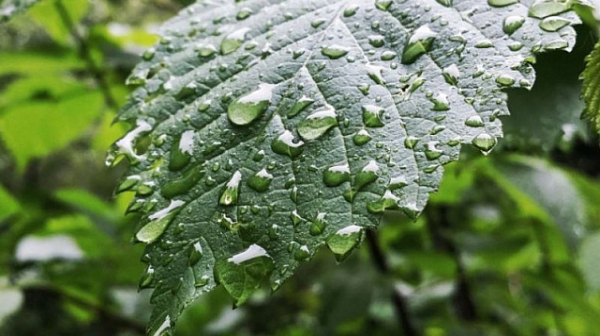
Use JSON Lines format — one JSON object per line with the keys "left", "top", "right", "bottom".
{"left": 426, "top": 205, "right": 478, "bottom": 321}
{"left": 54, "top": 0, "right": 118, "bottom": 110}
{"left": 366, "top": 229, "right": 418, "bottom": 336}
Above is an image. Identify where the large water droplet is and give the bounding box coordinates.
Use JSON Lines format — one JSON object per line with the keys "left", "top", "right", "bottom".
{"left": 321, "top": 45, "right": 350, "bottom": 59}
{"left": 136, "top": 200, "right": 185, "bottom": 244}
{"left": 503, "top": 15, "right": 525, "bottom": 35}
{"left": 310, "top": 213, "right": 327, "bottom": 236}
{"left": 228, "top": 83, "right": 276, "bottom": 126}
{"left": 272, "top": 130, "right": 304, "bottom": 158}
{"left": 288, "top": 95, "right": 314, "bottom": 118}
{"left": 442, "top": 64, "right": 461, "bottom": 85}
{"left": 169, "top": 131, "right": 195, "bottom": 171}
{"left": 323, "top": 163, "right": 351, "bottom": 187}
{"left": 528, "top": 1, "right": 570, "bottom": 19}
{"left": 488, "top": 0, "right": 518, "bottom": 7}
{"left": 539, "top": 16, "right": 571, "bottom": 32}
{"left": 472, "top": 133, "right": 497, "bottom": 153}
{"left": 353, "top": 129, "right": 372, "bottom": 146}
{"left": 402, "top": 25, "right": 437, "bottom": 64}
{"left": 344, "top": 160, "right": 379, "bottom": 202}
{"left": 297, "top": 108, "right": 337, "bottom": 141}
{"left": 215, "top": 244, "right": 274, "bottom": 306}
{"left": 161, "top": 165, "right": 205, "bottom": 199}
{"left": 189, "top": 242, "right": 203, "bottom": 266}
{"left": 326, "top": 225, "right": 362, "bottom": 261}
{"left": 247, "top": 168, "right": 273, "bottom": 192}
{"left": 367, "top": 190, "right": 400, "bottom": 213}
{"left": 362, "top": 105, "right": 385, "bottom": 127}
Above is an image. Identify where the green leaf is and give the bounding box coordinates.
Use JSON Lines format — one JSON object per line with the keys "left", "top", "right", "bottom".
{"left": 0, "top": 0, "right": 42, "bottom": 22}
{"left": 502, "top": 30, "right": 591, "bottom": 151}
{"left": 0, "top": 78, "right": 104, "bottom": 170}
{"left": 0, "top": 185, "right": 19, "bottom": 223}
{"left": 112, "top": 1, "right": 585, "bottom": 333}
{"left": 582, "top": 40, "right": 600, "bottom": 135}
{"left": 490, "top": 156, "right": 586, "bottom": 251}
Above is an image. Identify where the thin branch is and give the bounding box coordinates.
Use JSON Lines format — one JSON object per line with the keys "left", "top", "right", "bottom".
{"left": 366, "top": 229, "right": 418, "bottom": 336}
{"left": 54, "top": 0, "right": 119, "bottom": 110}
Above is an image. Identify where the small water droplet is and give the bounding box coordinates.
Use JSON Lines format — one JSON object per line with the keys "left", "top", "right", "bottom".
{"left": 219, "top": 171, "right": 242, "bottom": 206}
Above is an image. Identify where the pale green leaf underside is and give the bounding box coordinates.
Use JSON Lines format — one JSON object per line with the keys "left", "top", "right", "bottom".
{"left": 112, "top": 0, "right": 582, "bottom": 334}
{"left": 0, "top": 0, "right": 42, "bottom": 22}
{"left": 583, "top": 41, "right": 600, "bottom": 134}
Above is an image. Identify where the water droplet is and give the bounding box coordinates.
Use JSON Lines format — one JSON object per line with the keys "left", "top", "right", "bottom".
{"left": 353, "top": 129, "right": 372, "bottom": 146}
{"left": 139, "top": 266, "right": 155, "bottom": 289}
{"left": 136, "top": 200, "right": 185, "bottom": 244}
{"left": 488, "top": 0, "right": 518, "bottom": 7}
{"left": 539, "top": 16, "right": 571, "bottom": 32}
{"left": 475, "top": 39, "right": 493, "bottom": 48}
{"left": 528, "top": 1, "right": 570, "bottom": 19}
{"left": 228, "top": 83, "right": 276, "bottom": 126}
{"left": 221, "top": 28, "right": 250, "bottom": 55}
{"left": 435, "top": 0, "right": 452, "bottom": 6}
{"left": 310, "top": 213, "right": 327, "bottom": 236}
{"left": 219, "top": 171, "right": 242, "bottom": 206}
{"left": 375, "top": 0, "right": 392, "bottom": 11}
{"left": 321, "top": 45, "right": 350, "bottom": 59}
{"left": 215, "top": 244, "right": 274, "bottom": 305}
{"left": 290, "top": 210, "right": 304, "bottom": 227}
{"left": 343, "top": 4, "right": 359, "bottom": 17}
{"left": 298, "top": 105, "right": 338, "bottom": 140}
{"left": 402, "top": 25, "right": 437, "bottom": 64}
{"left": 404, "top": 136, "right": 419, "bottom": 149}
{"left": 161, "top": 165, "right": 205, "bottom": 199}
{"left": 344, "top": 160, "right": 379, "bottom": 202}
{"left": 472, "top": 133, "right": 497, "bottom": 153}
{"left": 424, "top": 141, "right": 443, "bottom": 160}
{"left": 362, "top": 105, "right": 385, "bottom": 127}
{"left": 465, "top": 115, "right": 484, "bottom": 128}
{"left": 388, "top": 176, "right": 408, "bottom": 190}
{"left": 236, "top": 8, "right": 253, "bottom": 20}
{"left": 169, "top": 131, "right": 195, "bottom": 171}
{"left": 195, "top": 44, "right": 217, "bottom": 57}
{"left": 272, "top": 130, "right": 304, "bottom": 158}
{"left": 288, "top": 95, "right": 314, "bottom": 118}
{"left": 189, "top": 242, "right": 203, "bottom": 266}
{"left": 369, "top": 35, "right": 385, "bottom": 48}
{"left": 247, "top": 168, "right": 273, "bottom": 192}
{"left": 143, "top": 48, "right": 155, "bottom": 61}
{"left": 367, "top": 190, "right": 400, "bottom": 213}
{"left": 323, "top": 164, "right": 351, "bottom": 187}
{"left": 429, "top": 93, "right": 450, "bottom": 111}
{"left": 442, "top": 64, "right": 461, "bottom": 85}
{"left": 380, "top": 50, "right": 397, "bottom": 61}
{"left": 503, "top": 15, "right": 525, "bottom": 35}
{"left": 326, "top": 225, "right": 362, "bottom": 261}
{"left": 495, "top": 74, "right": 515, "bottom": 86}
{"left": 148, "top": 315, "right": 172, "bottom": 336}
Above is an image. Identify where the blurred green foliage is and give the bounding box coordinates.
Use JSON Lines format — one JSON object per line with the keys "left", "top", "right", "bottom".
{"left": 0, "top": 1, "right": 600, "bottom": 336}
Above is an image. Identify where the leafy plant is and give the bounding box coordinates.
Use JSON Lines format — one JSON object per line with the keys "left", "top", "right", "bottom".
{"left": 2, "top": 1, "right": 600, "bottom": 336}
{"left": 105, "top": 0, "right": 594, "bottom": 333}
